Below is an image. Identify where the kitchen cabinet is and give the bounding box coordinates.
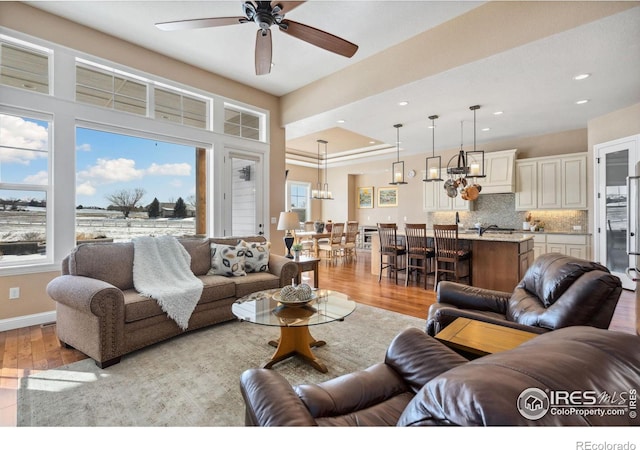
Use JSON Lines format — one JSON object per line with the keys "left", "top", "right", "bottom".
{"left": 423, "top": 177, "right": 472, "bottom": 212}
{"left": 479, "top": 149, "right": 517, "bottom": 194}
{"left": 530, "top": 233, "right": 590, "bottom": 260}
{"left": 515, "top": 153, "right": 587, "bottom": 210}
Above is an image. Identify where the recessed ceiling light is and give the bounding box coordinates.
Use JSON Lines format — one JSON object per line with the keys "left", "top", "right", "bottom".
{"left": 398, "top": 101, "right": 409, "bottom": 106}
{"left": 573, "top": 73, "right": 590, "bottom": 81}
{"left": 576, "top": 99, "right": 590, "bottom": 105}
{"left": 369, "top": 141, "right": 376, "bottom": 144}
{"left": 493, "top": 111, "right": 503, "bottom": 115}
{"left": 482, "top": 128, "right": 491, "bottom": 132}
{"left": 337, "top": 119, "right": 345, "bottom": 123}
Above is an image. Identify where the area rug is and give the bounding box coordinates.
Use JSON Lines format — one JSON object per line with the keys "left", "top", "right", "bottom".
{"left": 18, "top": 303, "right": 424, "bottom": 426}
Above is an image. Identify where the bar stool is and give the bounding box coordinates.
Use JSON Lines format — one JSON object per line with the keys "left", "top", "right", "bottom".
{"left": 404, "top": 223, "right": 435, "bottom": 289}
{"left": 377, "top": 223, "right": 406, "bottom": 284}
{"left": 432, "top": 224, "right": 471, "bottom": 290}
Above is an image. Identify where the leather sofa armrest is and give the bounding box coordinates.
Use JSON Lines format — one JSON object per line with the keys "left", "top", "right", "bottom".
{"left": 267, "top": 254, "right": 298, "bottom": 287}
{"left": 46, "top": 275, "right": 124, "bottom": 317}
{"left": 427, "top": 304, "right": 548, "bottom": 336}
{"left": 294, "top": 363, "right": 407, "bottom": 418}
{"left": 240, "top": 368, "right": 317, "bottom": 426}
{"left": 436, "top": 281, "right": 511, "bottom": 313}
{"left": 384, "top": 327, "right": 468, "bottom": 392}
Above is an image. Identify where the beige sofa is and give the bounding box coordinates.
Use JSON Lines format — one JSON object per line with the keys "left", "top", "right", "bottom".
{"left": 46, "top": 236, "right": 297, "bottom": 368}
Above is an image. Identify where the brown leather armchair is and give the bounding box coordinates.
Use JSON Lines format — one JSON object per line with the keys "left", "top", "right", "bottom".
{"left": 239, "top": 326, "right": 640, "bottom": 426}
{"left": 426, "top": 253, "right": 622, "bottom": 336}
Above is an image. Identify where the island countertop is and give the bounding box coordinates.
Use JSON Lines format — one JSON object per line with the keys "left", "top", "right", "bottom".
{"left": 371, "top": 231, "right": 535, "bottom": 292}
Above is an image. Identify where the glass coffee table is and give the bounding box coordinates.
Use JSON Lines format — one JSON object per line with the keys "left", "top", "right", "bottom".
{"left": 232, "top": 288, "right": 356, "bottom": 373}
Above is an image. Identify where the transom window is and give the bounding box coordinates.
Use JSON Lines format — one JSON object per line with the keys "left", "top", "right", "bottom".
{"left": 154, "top": 86, "right": 207, "bottom": 129}
{"left": 76, "top": 62, "right": 147, "bottom": 116}
{"left": 224, "top": 105, "right": 262, "bottom": 141}
{"left": 0, "top": 37, "right": 50, "bottom": 94}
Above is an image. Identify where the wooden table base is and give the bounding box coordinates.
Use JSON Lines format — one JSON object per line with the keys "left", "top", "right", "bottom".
{"left": 264, "top": 326, "right": 328, "bottom": 373}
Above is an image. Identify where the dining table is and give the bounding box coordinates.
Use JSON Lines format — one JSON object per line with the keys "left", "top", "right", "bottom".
{"left": 294, "top": 231, "right": 333, "bottom": 257}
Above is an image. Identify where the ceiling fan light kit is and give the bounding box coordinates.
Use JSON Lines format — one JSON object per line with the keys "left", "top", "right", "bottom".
{"left": 156, "top": 1, "right": 358, "bottom": 76}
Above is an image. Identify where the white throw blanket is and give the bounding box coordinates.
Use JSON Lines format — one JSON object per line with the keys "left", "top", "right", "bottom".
{"left": 132, "top": 235, "right": 203, "bottom": 330}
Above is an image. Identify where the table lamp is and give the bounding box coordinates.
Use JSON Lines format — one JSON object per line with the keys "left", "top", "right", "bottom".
{"left": 277, "top": 211, "right": 300, "bottom": 259}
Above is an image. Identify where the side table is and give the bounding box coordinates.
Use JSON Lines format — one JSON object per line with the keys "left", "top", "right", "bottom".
{"left": 292, "top": 256, "right": 320, "bottom": 288}
{"left": 434, "top": 317, "right": 538, "bottom": 357}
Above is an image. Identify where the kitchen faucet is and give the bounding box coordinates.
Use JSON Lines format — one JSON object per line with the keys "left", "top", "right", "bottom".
{"left": 455, "top": 212, "right": 460, "bottom": 224}
{"left": 478, "top": 224, "right": 499, "bottom": 236}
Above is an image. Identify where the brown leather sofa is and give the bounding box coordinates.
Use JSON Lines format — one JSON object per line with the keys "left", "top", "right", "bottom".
{"left": 426, "top": 253, "right": 622, "bottom": 336}
{"left": 240, "top": 326, "right": 640, "bottom": 426}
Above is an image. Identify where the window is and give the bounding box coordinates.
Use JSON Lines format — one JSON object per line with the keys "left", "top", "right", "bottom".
{"left": 287, "top": 181, "right": 310, "bottom": 222}
{"left": 0, "top": 37, "right": 50, "bottom": 94}
{"left": 76, "top": 62, "right": 147, "bottom": 116}
{"left": 0, "top": 112, "right": 51, "bottom": 265}
{"left": 154, "top": 86, "right": 207, "bottom": 129}
{"left": 75, "top": 127, "right": 202, "bottom": 241}
{"left": 224, "top": 105, "right": 262, "bottom": 141}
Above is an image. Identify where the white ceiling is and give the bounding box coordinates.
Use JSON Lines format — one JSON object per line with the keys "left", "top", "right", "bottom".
{"left": 25, "top": 1, "right": 640, "bottom": 165}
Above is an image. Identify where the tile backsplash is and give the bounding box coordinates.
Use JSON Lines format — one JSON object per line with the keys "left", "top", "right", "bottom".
{"left": 430, "top": 194, "right": 588, "bottom": 232}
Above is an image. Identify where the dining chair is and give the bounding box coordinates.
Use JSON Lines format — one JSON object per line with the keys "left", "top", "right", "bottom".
{"left": 318, "top": 222, "right": 345, "bottom": 265}
{"left": 432, "top": 224, "right": 471, "bottom": 290}
{"left": 342, "top": 221, "right": 359, "bottom": 263}
{"left": 298, "top": 221, "right": 316, "bottom": 256}
{"left": 404, "top": 223, "right": 435, "bottom": 289}
{"left": 377, "top": 223, "right": 406, "bottom": 284}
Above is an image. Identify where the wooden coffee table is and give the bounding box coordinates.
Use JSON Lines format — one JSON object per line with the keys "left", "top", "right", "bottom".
{"left": 232, "top": 288, "right": 356, "bottom": 373}
{"left": 292, "top": 256, "right": 321, "bottom": 288}
{"left": 434, "top": 317, "right": 538, "bottom": 357}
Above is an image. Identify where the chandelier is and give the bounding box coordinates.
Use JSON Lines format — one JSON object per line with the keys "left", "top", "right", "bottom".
{"left": 311, "top": 139, "right": 333, "bottom": 200}
{"left": 444, "top": 105, "right": 486, "bottom": 200}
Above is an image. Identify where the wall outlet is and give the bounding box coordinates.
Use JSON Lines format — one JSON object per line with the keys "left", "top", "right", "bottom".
{"left": 9, "top": 287, "right": 20, "bottom": 300}
{"left": 573, "top": 225, "right": 582, "bottom": 231}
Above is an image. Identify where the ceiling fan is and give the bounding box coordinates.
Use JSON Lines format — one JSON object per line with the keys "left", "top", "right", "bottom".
{"left": 155, "top": 1, "right": 359, "bottom": 76}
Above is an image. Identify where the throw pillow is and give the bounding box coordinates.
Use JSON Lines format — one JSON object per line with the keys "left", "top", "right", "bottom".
{"left": 241, "top": 240, "right": 270, "bottom": 273}
{"left": 208, "top": 243, "right": 246, "bottom": 277}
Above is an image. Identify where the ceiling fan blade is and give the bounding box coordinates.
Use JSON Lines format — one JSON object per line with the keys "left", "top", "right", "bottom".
{"left": 255, "top": 29, "right": 273, "bottom": 75}
{"left": 155, "top": 16, "right": 247, "bottom": 31}
{"left": 272, "top": 1, "right": 306, "bottom": 14}
{"left": 280, "top": 20, "right": 358, "bottom": 58}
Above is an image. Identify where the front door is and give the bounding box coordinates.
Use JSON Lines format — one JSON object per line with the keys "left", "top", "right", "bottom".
{"left": 225, "top": 151, "right": 264, "bottom": 237}
{"left": 595, "top": 135, "right": 639, "bottom": 291}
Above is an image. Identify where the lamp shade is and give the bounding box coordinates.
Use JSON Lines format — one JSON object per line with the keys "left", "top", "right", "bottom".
{"left": 277, "top": 211, "right": 300, "bottom": 231}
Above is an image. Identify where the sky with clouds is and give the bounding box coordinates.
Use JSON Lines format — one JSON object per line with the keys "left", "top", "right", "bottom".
{"left": 1, "top": 114, "right": 196, "bottom": 208}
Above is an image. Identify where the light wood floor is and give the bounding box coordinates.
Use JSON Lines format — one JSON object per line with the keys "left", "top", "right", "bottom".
{"left": 1, "top": 250, "right": 636, "bottom": 426}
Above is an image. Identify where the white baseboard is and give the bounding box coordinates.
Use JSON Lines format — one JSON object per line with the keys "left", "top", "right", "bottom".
{"left": 0, "top": 311, "right": 57, "bottom": 332}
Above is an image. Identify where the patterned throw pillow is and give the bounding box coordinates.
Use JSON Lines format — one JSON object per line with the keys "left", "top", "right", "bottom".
{"left": 241, "top": 240, "right": 271, "bottom": 273}
{"left": 208, "top": 243, "right": 246, "bottom": 277}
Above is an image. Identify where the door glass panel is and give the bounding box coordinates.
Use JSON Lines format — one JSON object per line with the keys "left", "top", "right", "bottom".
{"left": 604, "top": 149, "right": 628, "bottom": 273}
{"left": 230, "top": 156, "right": 257, "bottom": 236}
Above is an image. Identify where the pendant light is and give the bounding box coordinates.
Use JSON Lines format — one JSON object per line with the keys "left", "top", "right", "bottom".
{"left": 423, "top": 115, "right": 442, "bottom": 182}
{"left": 389, "top": 123, "right": 407, "bottom": 185}
{"left": 466, "top": 105, "right": 486, "bottom": 178}
{"left": 311, "top": 139, "right": 333, "bottom": 200}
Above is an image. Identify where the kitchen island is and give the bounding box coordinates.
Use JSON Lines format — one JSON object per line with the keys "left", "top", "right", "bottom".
{"left": 371, "top": 231, "right": 535, "bottom": 292}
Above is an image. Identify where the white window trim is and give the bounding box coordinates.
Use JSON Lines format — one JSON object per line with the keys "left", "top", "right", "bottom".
{"left": 0, "top": 28, "right": 271, "bottom": 276}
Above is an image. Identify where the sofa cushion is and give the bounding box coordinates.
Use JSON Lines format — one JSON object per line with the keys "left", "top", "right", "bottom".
{"left": 242, "top": 240, "right": 271, "bottom": 273}
{"left": 69, "top": 242, "right": 135, "bottom": 290}
{"left": 123, "top": 275, "right": 236, "bottom": 323}
{"left": 179, "top": 237, "right": 211, "bottom": 276}
{"left": 208, "top": 243, "right": 246, "bottom": 277}
{"left": 234, "top": 272, "right": 280, "bottom": 298}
